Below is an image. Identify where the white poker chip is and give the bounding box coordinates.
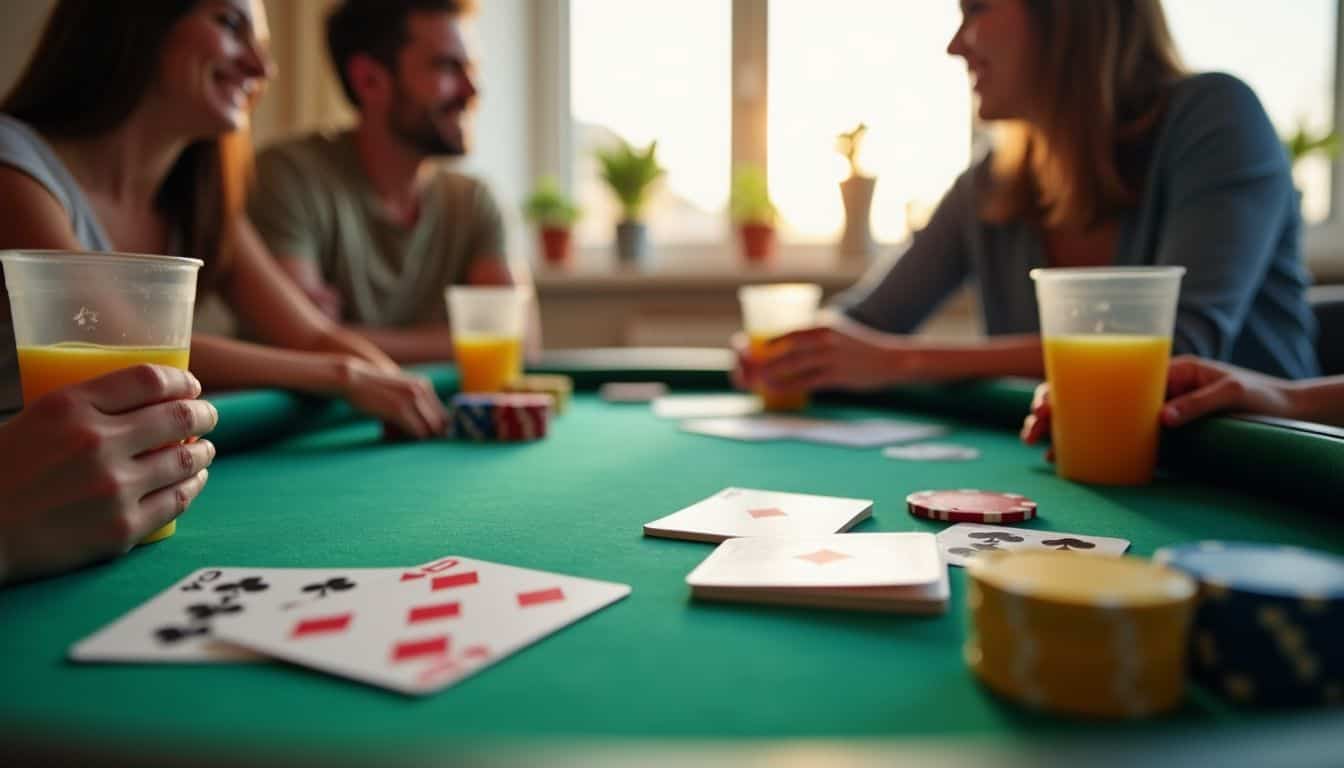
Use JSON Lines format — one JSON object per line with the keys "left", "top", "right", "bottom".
{"left": 883, "top": 443, "right": 981, "bottom": 462}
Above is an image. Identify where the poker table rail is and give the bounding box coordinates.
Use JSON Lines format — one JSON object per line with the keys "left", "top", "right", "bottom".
{"left": 204, "top": 348, "right": 1344, "bottom": 509}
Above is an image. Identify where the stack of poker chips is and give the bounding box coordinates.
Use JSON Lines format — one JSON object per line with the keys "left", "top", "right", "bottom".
{"left": 964, "top": 550, "right": 1197, "bottom": 719}
{"left": 1155, "top": 541, "right": 1344, "bottom": 708}
{"left": 449, "top": 393, "right": 552, "bottom": 442}
{"left": 503, "top": 374, "right": 573, "bottom": 414}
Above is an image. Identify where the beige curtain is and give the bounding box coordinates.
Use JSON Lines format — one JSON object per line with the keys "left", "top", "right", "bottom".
{"left": 252, "top": 0, "right": 355, "bottom": 146}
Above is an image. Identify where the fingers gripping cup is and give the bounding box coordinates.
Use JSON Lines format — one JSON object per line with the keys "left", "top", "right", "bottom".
{"left": 1030, "top": 267, "right": 1185, "bottom": 486}
{"left": 738, "top": 283, "right": 822, "bottom": 412}
{"left": 447, "top": 286, "right": 530, "bottom": 393}
{"left": 1, "top": 250, "right": 203, "bottom": 543}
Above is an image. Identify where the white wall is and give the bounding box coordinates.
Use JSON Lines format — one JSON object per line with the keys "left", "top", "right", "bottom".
{"left": 0, "top": 0, "right": 536, "bottom": 263}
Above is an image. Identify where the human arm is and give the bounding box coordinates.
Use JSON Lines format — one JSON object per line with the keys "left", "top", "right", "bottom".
{"left": 0, "top": 365, "right": 215, "bottom": 585}
{"left": 732, "top": 168, "right": 1019, "bottom": 391}
{"left": 202, "top": 217, "right": 447, "bottom": 437}
{"left": 1020, "top": 356, "right": 1344, "bottom": 454}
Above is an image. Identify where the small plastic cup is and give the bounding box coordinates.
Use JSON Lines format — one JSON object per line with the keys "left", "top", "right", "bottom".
{"left": 738, "top": 283, "right": 822, "bottom": 411}
{"left": 1, "top": 250, "right": 202, "bottom": 543}
{"left": 1030, "top": 266, "right": 1186, "bottom": 486}
{"left": 446, "top": 285, "right": 531, "bottom": 392}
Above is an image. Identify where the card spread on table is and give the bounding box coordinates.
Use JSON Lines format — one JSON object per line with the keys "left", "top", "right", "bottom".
{"left": 69, "top": 562, "right": 455, "bottom": 663}
{"left": 643, "top": 487, "right": 873, "bottom": 543}
{"left": 679, "top": 416, "right": 945, "bottom": 448}
{"left": 652, "top": 394, "right": 763, "bottom": 419}
{"left": 685, "top": 533, "right": 942, "bottom": 589}
{"left": 936, "top": 523, "right": 1131, "bottom": 568}
{"left": 679, "top": 416, "right": 829, "bottom": 442}
{"left": 213, "top": 557, "right": 630, "bottom": 696}
{"left": 599, "top": 381, "right": 668, "bottom": 403}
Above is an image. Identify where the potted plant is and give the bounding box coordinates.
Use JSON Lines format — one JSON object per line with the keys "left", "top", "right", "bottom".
{"left": 836, "top": 122, "right": 876, "bottom": 261}
{"left": 596, "top": 139, "right": 664, "bottom": 266}
{"left": 1283, "top": 123, "right": 1339, "bottom": 210}
{"left": 523, "top": 176, "right": 580, "bottom": 267}
{"left": 730, "top": 165, "right": 778, "bottom": 263}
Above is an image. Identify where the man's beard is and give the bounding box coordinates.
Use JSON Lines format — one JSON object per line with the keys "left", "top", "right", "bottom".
{"left": 390, "top": 90, "right": 468, "bottom": 157}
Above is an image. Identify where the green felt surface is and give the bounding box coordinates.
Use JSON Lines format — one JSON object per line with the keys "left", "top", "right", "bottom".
{"left": 2, "top": 369, "right": 1343, "bottom": 758}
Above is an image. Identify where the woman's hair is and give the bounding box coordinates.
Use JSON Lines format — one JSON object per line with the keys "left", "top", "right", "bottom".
{"left": 1, "top": 0, "right": 260, "bottom": 289}
{"left": 982, "top": 0, "right": 1186, "bottom": 231}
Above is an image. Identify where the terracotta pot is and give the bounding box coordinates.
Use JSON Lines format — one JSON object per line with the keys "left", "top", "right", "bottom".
{"left": 539, "top": 226, "right": 572, "bottom": 266}
{"left": 739, "top": 222, "right": 776, "bottom": 263}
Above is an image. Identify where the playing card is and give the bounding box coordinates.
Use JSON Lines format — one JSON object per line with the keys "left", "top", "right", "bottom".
{"left": 883, "top": 442, "right": 981, "bottom": 461}
{"left": 652, "top": 394, "right": 762, "bottom": 419}
{"left": 599, "top": 381, "right": 668, "bottom": 403}
{"left": 213, "top": 557, "right": 630, "bottom": 696}
{"left": 70, "top": 557, "right": 467, "bottom": 663}
{"left": 792, "top": 419, "right": 947, "bottom": 448}
{"left": 678, "top": 416, "right": 829, "bottom": 442}
{"left": 936, "top": 524, "right": 1131, "bottom": 567}
{"left": 686, "top": 533, "right": 942, "bottom": 589}
{"left": 643, "top": 487, "right": 873, "bottom": 543}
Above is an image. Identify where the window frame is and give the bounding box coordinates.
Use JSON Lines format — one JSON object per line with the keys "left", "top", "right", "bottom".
{"left": 541, "top": 0, "right": 1344, "bottom": 279}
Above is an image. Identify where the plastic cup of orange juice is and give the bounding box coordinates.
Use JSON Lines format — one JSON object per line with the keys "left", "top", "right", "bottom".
{"left": 1, "top": 249, "right": 203, "bottom": 542}
{"left": 1030, "top": 266, "right": 1186, "bottom": 486}
{"left": 738, "top": 283, "right": 822, "bottom": 412}
{"left": 446, "top": 285, "right": 530, "bottom": 392}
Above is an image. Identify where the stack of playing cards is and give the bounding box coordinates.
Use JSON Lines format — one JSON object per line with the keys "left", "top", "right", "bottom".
{"left": 645, "top": 488, "right": 948, "bottom": 614}
{"left": 687, "top": 533, "right": 949, "bottom": 614}
{"left": 70, "top": 556, "right": 630, "bottom": 696}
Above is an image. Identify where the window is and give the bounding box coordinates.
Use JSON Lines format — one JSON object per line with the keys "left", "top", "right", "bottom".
{"left": 1164, "top": 0, "right": 1337, "bottom": 223}
{"left": 768, "top": 2, "right": 970, "bottom": 244}
{"left": 569, "top": 0, "right": 731, "bottom": 247}
{"left": 559, "top": 1, "right": 1344, "bottom": 261}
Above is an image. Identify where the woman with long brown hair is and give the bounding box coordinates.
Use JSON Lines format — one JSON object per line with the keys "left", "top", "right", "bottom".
{"left": 738, "top": 0, "right": 1318, "bottom": 392}
{"left": 0, "top": 0, "right": 446, "bottom": 584}
{"left": 0, "top": 0, "right": 447, "bottom": 433}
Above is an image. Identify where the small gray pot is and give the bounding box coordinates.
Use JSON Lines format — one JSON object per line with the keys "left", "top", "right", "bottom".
{"left": 615, "top": 220, "right": 650, "bottom": 266}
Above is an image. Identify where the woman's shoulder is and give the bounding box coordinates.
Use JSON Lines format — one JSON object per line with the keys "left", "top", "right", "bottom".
{"left": 1167, "top": 72, "right": 1266, "bottom": 118}
{"left": 0, "top": 114, "right": 53, "bottom": 163}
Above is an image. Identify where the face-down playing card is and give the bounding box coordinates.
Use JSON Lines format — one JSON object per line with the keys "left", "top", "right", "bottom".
{"left": 212, "top": 557, "right": 631, "bottom": 696}
{"left": 643, "top": 487, "right": 874, "bottom": 543}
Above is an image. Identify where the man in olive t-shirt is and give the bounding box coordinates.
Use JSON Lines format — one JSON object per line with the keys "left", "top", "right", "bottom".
{"left": 249, "top": 0, "right": 518, "bottom": 364}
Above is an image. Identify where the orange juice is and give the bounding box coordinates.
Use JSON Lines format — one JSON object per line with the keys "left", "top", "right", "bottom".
{"left": 18, "top": 342, "right": 192, "bottom": 542}
{"left": 749, "top": 333, "right": 808, "bottom": 412}
{"left": 1042, "top": 334, "right": 1171, "bottom": 486}
{"left": 454, "top": 335, "right": 522, "bottom": 392}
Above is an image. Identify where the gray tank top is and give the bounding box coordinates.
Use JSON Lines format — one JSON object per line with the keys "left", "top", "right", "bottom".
{"left": 0, "top": 115, "right": 114, "bottom": 413}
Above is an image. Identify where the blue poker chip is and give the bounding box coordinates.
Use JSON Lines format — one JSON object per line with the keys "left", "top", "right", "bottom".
{"left": 1153, "top": 541, "right": 1344, "bottom": 602}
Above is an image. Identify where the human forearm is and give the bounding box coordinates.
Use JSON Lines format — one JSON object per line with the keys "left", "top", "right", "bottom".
{"left": 190, "top": 334, "right": 352, "bottom": 394}
{"left": 1285, "top": 376, "right": 1344, "bottom": 426}
{"left": 885, "top": 335, "right": 1045, "bottom": 382}
{"left": 348, "top": 324, "right": 457, "bottom": 366}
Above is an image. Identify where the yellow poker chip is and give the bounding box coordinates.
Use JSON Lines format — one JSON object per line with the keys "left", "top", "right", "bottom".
{"left": 504, "top": 374, "right": 573, "bottom": 413}
{"left": 966, "top": 550, "right": 1197, "bottom": 609}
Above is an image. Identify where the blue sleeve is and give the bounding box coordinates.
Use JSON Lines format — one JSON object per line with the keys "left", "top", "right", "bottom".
{"left": 1150, "top": 74, "right": 1296, "bottom": 360}
{"left": 835, "top": 167, "right": 975, "bottom": 333}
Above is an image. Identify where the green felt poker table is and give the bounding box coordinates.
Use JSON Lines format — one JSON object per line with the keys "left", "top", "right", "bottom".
{"left": 3, "top": 348, "right": 1343, "bottom": 767}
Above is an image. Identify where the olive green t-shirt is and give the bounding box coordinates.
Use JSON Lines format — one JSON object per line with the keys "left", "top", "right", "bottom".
{"left": 249, "top": 130, "right": 504, "bottom": 327}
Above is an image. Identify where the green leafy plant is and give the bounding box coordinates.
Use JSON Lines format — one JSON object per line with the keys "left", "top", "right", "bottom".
{"left": 596, "top": 139, "right": 665, "bottom": 221}
{"left": 729, "top": 165, "right": 777, "bottom": 225}
{"left": 835, "top": 122, "right": 869, "bottom": 179}
{"left": 1283, "top": 123, "right": 1340, "bottom": 169}
{"left": 523, "top": 176, "right": 580, "bottom": 227}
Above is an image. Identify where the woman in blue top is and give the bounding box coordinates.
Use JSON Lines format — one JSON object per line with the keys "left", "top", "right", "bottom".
{"left": 739, "top": 0, "right": 1319, "bottom": 395}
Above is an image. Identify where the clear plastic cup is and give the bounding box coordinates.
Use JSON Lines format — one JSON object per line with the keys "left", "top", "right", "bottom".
{"left": 1, "top": 249, "right": 202, "bottom": 543}
{"left": 446, "top": 285, "right": 531, "bottom": 392}
{"left": 1030, "top": 266, "right": 1186, "bottom": 486}
{"left": 738, "top": 283, "right": 822, "bottom": 411}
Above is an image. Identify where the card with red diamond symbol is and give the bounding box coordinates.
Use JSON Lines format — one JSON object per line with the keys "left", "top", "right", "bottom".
{"left": 213, "top": 557, "right": 630, "bottom": 696}
{"left": 685, "top": 533, "right": 948, "bottom": 615}
{"left": 642, "top": 487, "right": 873, "bottom": 544}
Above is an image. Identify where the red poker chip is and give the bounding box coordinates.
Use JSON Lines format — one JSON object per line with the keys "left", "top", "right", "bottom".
{"left": 906, "top": 489, "right": 1038, "bottom": 524}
